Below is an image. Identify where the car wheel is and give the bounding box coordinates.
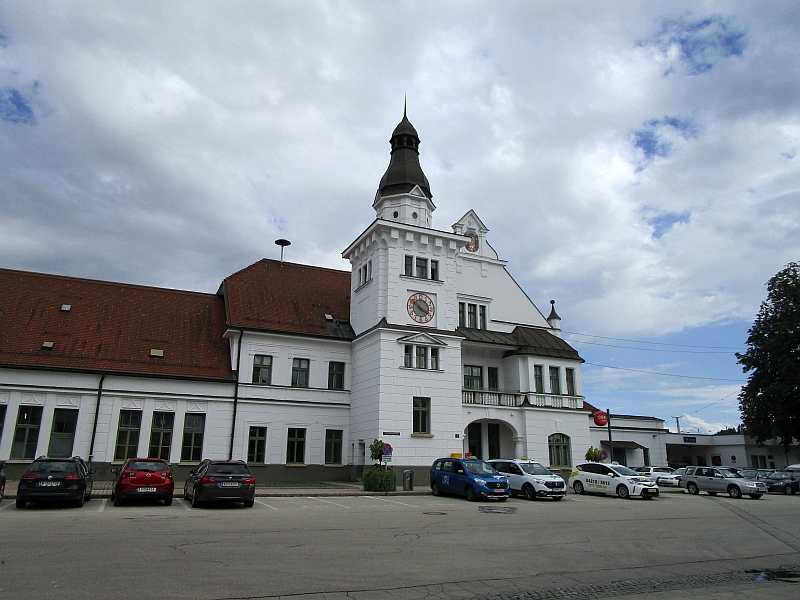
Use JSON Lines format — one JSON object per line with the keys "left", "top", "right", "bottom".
{"left": 243, "top": 499, "right": 254, "bottom": 508}
{"left": 431, "top": 482, "right": 440, "bottom": 496}
{"left": 728, "top": 485, "right": 742, "bottom": 499}
{"left": 113, "top": 495, "right": 123, "bottom": 507}
{"left": 573, "top": 481, "right": 584, "bottom": 495}
{"left": 164, "top": 496, "right": 173, "bottom": 506}
{"left": 15, "top": 498, "right": 26, "bottom": 509}
{"left": 183, "top": 485, "right": 191, "bottom": 501}
{"left": 687, "top": 482, "right": 699, "bottom": 495}
{"left": 191, "top": 489, "right": 203, "bottom": 508}
{"left": 784, "top": 485, "right": 793, "bottom": 495}
{"left": 74, "top": 495, "right": 85, "bottom": 508}
{"left": 85, "top": 493, "right": 92, "bottom": 502}
{"left": 616, "top": 485, "right": 630, "bottom": 499}
{"left": 465, "top": 486, "right": 476, "bottom": 502}
{"left": 707, "top": 492, "right": 717, "bottom": 496}
{"left": 0, "top": 482, "right": 5, "bottom": 500}
{"left": 522, "top": 484, "right": 536, "bottom": 501}
{"left": 749, "top": 494, "right": 762, "bottom": 499}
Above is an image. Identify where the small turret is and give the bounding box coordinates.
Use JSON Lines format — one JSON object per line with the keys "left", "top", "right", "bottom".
{"left": 547, "top": 300, "right": 561, "bottom": 337}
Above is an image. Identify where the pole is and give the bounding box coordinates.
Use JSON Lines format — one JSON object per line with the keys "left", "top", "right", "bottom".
{"left": 673, "top": 416, "right": 681, "bottom": 433}
{"left": 607, "top": 408, "right": 613, "bottom": 463}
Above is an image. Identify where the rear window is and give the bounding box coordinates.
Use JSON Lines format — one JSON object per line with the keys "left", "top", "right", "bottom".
{"left": 520, "top": 462, "right": 551, "bottom": 475}
{"left": 127, "top": 460, "right": 170, "bottom": 472}
{"left": 208, "top": 464, "right": 251, "bottom": 476}
{"left": 28, "top": 461, "right": 77, "bottom": 474}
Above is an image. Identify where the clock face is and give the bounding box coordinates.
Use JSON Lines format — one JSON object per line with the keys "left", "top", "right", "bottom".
{"left": 407, "top": 292, "right": 435, "bottom": 323}
{"left": 466, "top": 231, "right": 479, "bottom": 252}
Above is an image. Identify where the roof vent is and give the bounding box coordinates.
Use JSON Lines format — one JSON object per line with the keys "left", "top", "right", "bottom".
{"left": 61, "top": 304, "right": 72, "bottom": 312}
{"left": 42, "top": 341, "right": 55, "bottom": 349}
{"left": 150, "top": 349, "right": 165, "bottom": 358}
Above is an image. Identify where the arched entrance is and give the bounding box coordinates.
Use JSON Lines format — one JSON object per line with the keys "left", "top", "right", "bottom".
{"left": 464, "top": 419, "right": 519, "bottom": 460}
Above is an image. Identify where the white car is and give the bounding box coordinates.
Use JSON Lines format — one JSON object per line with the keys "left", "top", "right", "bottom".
{"left": 488, "top": 459, "right": 566, "bottom": 500}
{"left": 634, "top": 466, "right": 681, "bottom": 487}
{"left": 568, "top": 463, "right": 659, "bottom": 499}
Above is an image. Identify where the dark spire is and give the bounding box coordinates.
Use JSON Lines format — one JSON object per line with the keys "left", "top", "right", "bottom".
{"left": 376, "top": 106, "right": 432, "bottom": 200}
{"left": 547, "top": 300, "right": 561, "bottom": 321}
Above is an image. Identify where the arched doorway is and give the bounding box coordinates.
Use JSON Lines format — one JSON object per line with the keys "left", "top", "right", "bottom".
{"left": 464, "top": 419, "right": 518, "bottom": 460}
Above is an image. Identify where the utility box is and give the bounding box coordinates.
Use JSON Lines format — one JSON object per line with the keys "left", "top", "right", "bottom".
{"left": 403, "top": 470, "right": 414, "bottom": 491}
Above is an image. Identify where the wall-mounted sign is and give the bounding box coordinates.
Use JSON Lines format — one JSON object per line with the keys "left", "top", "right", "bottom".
{"left": 593, "top": 411, "right": 609, "bottom": 426}
{"left": 382, "top": 432, "right": 401, "bottom": 436}
{"left": 683, "top": 436, "right": 697, "bottom": 443}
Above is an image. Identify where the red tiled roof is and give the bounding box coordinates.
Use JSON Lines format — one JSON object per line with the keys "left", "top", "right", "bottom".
{"left": 0, "top": 268, "right": 232, "bottom": 380}
{"left": 222, "top": 259, "right": 351, "bottom": 338}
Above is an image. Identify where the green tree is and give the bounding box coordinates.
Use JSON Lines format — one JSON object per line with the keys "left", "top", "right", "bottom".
{"left": 369, "top": 439, "right": 385, "bottom": 463}
{"left": 585, "top": 447, "right": 603, "bottom": 462}
{"left": 737, "top": 262, "right": 800, "bottom": 447}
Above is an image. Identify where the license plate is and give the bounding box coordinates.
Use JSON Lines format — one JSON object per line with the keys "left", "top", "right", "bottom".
{"left": 137, "top": 487, "right": 157, "bottom": 493}
{"left": 39, "top": 481, "right": 61, "bottom": 487}
{"left": 220, "top": 482, "right": 239, "bottom": 487}
{"left": 493, "top": 489, "right": 505, "bottom": 493}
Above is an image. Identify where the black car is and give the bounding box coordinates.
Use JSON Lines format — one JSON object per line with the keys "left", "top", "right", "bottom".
{"left": 759, "top": 471, "right": 800, "bottom": 495}
{"left": 0, "top": 460, "right": 6, "bottom": 500}
{"left": 183, "top": 460, "right": 256, "bottom": 508}
{"left": 16, "top": 456, "right": 94, "bottom": 508}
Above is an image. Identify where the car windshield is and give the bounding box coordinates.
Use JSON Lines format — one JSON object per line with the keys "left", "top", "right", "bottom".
{"left": 520, "top": 462, "right": 551, "bottom": 475}
{"left": 464, "top": 461, "right": 498, "bottom": 475}
{"left": 128, "top": 460, "right": 169, "bottom": 472}
{"left": 208, "top": 464, "right": 251, "bottom": 475}
{"left": 28, "top": 461, "right": 77, "bottom": 474}
{"left": 720, "top": 468, "right": 742, "bottom": 478}
{"left": 612, "top": 466, "right": 640, "bottom": 477}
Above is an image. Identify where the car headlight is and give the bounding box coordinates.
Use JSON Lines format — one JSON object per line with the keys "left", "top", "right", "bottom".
{"left": 474, "top": 479, "right": 487, "bottom": 485}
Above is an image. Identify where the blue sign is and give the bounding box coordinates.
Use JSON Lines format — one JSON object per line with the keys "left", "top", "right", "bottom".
{"left": 683, "top": 436, "right": 697, "bottom": 443}
{"left": 382, "top": 443, "right": 393, "bottom": 455}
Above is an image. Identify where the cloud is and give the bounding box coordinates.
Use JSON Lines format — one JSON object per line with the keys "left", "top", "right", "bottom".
{"left": 0, "top": 87, "right": 35, "bottom": 124}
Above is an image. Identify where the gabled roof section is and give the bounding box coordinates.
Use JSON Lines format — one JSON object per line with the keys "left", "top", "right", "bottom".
{"left": 458, "top": 325, "right": 583, "bottom": 361}
{"left": 0, "top": 268, "right": 232, "bottom": 379}
{"left": 397, "top": 332, "right": 448, "bottom": 346}
{"left": 222, "top": 259, "right": 353, "bottom": 340}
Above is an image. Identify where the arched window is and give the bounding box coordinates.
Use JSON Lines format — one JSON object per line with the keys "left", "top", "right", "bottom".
{"left": 548, "top": 433, "right": 572, "bottom": 468}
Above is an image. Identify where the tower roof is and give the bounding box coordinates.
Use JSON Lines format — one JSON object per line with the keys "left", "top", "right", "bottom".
{"left": 376, "top": 109, "right": 432, "bottom": 201}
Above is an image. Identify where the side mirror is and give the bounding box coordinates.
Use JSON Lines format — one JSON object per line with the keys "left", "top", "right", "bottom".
{"left": 456, "top": 469, "right": 464, "bottom": 475}
{"left": 189, "top": 470, "right": 196, "bottom": 475}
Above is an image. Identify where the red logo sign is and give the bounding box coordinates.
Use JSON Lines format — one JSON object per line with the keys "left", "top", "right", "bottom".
{"left": 593, "top": 411, "right": 609, "bottom": 426}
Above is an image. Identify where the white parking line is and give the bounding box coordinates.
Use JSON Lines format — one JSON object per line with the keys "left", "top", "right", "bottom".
{"left": 97, "top": 499, "right": 107, "bottom": 512}
{"left": 0, "top": 502, "right": 13, "bottom": 511}
{"left": 175, "top": 498, "right": 191, "bottom": 511}
{"left": 310, "top": 497, "right": 350, "bottom": 508}
{"left": 360, "top": 496, "right": 418, "bottom": 508}
{"left": 255, "top": 499, "right": 280, "bottom": 510}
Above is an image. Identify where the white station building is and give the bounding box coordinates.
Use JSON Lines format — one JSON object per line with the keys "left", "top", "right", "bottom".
{"left": 0, "top": 112, "right": 668, "bottom": 482}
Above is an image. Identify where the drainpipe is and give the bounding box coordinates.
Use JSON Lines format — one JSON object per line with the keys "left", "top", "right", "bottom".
{"left": 228, "top": 329, "right": 243, "bottom": 460}
{"left": 89, "top": 374, "right": 105, "bottom": 465}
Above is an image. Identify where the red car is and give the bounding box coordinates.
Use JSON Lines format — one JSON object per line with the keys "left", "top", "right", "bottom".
{"left": 111, "top": 458, "right": 174, "bottom": 506}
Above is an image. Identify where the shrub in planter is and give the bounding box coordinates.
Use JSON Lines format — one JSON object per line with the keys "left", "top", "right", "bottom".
{"left": 362, "top": 466, "right": 396, "bottom": 492}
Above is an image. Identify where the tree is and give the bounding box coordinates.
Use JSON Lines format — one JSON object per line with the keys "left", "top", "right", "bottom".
{"left": 737, "top": 262, "right": 800, "bottom": 447}
{"left": 585, "top": 447, "right": 603, "bottom": 462}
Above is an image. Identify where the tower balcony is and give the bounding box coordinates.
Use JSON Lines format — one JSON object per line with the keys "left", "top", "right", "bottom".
{"left": 461, "top": 389, "right": 583, "bottom": 410}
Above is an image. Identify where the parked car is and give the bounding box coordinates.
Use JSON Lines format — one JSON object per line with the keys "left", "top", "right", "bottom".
{"left": 680, "top": 466, "right": 767, "bottom": 499}
{"left": 16, "top": 456, "right": 94, "bottom": 508}
{"left": 183, "top": 460, "right": 256, "bottom": 508}
{"left": 671, "top": 467, "right": 686, "bottom": 482}
{"left": 568, "top": 463, "right": 659, "bottom": 499}
{"left": 0, "top": 460, "right": 6, "bottom": 500}
{"left": 758, "top": 471, "right": 799, "bottom": 495}
{"left": 111, "top": 458, "right": 174, "bottom": 506}
{"left": 488, "top": 459, "right": 565, "bottom": 500}
{"left": 430, "top": 457, "right": 510, "bottom": 501}
{"left": 634, "top": 466, "right": 681, "bottom": 487}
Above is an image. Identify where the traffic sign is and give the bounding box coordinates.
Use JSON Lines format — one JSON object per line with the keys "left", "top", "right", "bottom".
{"left": 382, "top": 443, "right": 393, "bottom": 455}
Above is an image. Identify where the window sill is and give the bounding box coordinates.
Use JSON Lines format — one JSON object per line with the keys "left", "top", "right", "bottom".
{"left": 400, "top": 367, "right": 444, "bottom": 372}
{"left": 354, "top": 279, "right": 373, "bottom": 293}
{"left": 411, "top": 433, "right": 434, "bottom": 438}
{"left": 400, "top": 275, "right": 443, "bottom": 285}
{"left": 324, "top": 464, "right": 345, "bottom": 468}
{"left": 285, "top": 463, "right": 307, "bottom": 467}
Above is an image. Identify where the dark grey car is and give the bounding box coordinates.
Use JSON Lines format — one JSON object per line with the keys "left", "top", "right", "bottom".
{"left": 16, "top": 456, "right": 94, "bottom": 508}
{"left": 183, "top": 460, "right": 256, "bottom": 508}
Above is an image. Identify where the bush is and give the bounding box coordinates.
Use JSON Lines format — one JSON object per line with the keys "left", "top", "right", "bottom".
{"left": 585, "top": 447, "right": 603, "bottom": 462}
{"left": 362, "top": 466, "right": 396, "bottom": 492}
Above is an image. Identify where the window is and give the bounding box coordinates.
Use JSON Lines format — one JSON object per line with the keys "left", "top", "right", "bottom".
{"left": 48, "top": 408, "right": 78, "bottom": 458}
{"left": 413, "top": 397, "right": 431, "bottom": 434}
{"left": 488, "top": 367, "right": 499, "bottom": 390}
{"left": 114, "top": 410, "right": 142, "bottom": 461}
{"left": 404, "top": 345, "right": 413, "bottom": 368}
{"left": 430, "top": 260, "right": 439, "bottom": 281}
{"left": 548, "top": 433, "right": 572, "bottom": 468}
{"left": 643, "top": 447, "right": 651, "bottom": 467}
{"left": 181, "top": 413, "right": 205, "bottom": 462}
{"left": 467, "top": 304, "right": 477, "bottom": 328}
{"left": 328, "top": 361, "right": 345, "bottom": 390}
{"left": 286, "top": 428, "right": 306, "bottom": 464}
{"left": 11, "top": 406, "right": 43, "bottom": 459}
{"left": 325, "top": 429, "right": 343, "bottom": 465}
{"left": 248, "top": 426, "right": 267, "bottom": 463}
{"left": 416, "top": 257, "right": 428, "bottom": 279}
{"left": 479, "top": 305, "right": 487, "bottom": 329}
{"left": 148, "top": 411, "right": 174, "bottom": 460}
{"left": 357, "top": 261, "right": 372, "bottom": 287}
{"left": 430, "top": 347, "right": 439, "bottom": 370}
{"left": 534, "top": 365, "right": 544, "bottom": 393}
{"left": 565, "top": 368, "right": 576, "bottom": 396}
{"left": 416, "top": 346, "right": 427, "bottom": 369}
{"left": 549, "top": 366, "right": 561, "bottom": 395}
{"left": 252, "top": 355, "right": 272, "bottom": 385}
{"left": 458, "top": 303, "right": 466, "bottom": 327}
{"left": 404, "top": 255, "right": 414, "bottom": 276}
{"left": 291, "top": 358, "right": 310, "bottom": 387}
{"left": 0, "top": 404, "right": 6, "bottom": 447}
{"left": 464, "top": 365, "right": 483, "bottom": 389}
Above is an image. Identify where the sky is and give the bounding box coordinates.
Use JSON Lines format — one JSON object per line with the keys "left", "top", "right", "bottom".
{"left": 1, "top": 1, "right": 798, "bottom": 435}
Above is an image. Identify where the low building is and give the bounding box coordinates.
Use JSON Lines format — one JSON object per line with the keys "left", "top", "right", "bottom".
{"left": 666, "top": 432, "right": 800, "bottom": 470}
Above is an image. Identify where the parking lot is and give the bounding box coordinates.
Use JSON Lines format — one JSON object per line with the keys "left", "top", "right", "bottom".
{"left": 2, "top": 489, "right": 800, "bottom": 599}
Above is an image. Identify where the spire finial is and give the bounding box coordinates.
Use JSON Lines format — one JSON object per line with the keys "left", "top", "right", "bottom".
{"left": 404, "top": 95, "right": 407, "bottom": 118}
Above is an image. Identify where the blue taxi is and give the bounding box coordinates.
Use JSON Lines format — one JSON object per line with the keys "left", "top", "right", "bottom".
{"left": 430, "top": 457, "right": 510, "bottom": 501}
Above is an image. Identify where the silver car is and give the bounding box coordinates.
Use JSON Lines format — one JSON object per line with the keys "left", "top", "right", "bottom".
{"left": 488, "top": 459, "right": 566, "bottom": 500}
{"left": 681, "top": 466, "right": 767, "bottom": 499}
